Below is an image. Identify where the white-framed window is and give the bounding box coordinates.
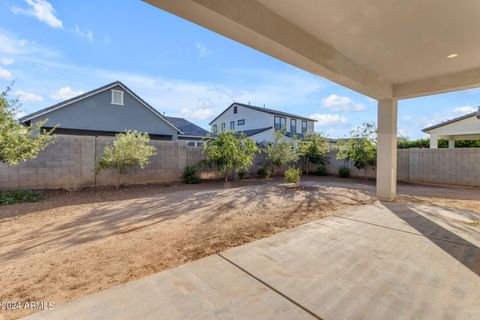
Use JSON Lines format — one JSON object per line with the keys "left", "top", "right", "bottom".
{"left": 230, "top": 121, "right": 235, "bottom": 130}
{"left": 290, "top": 119, "right": 297, "bottom": 133}
{"left": 111, "top": 89, "right": 124, "bottom": 105}
{"left": 238, "top": 119, "right": 245, "bottom": 125}
{"left": 302, "top": 120, "right": 308, "bottom": 133}
{"left": 212, "top": 124, "right": 217, "bottom": 134}
{"left": 221, "top": 123, "right": 225, "bottom": 132}
{"left": 274, "top": 116, "right": 286, "bottom": 130}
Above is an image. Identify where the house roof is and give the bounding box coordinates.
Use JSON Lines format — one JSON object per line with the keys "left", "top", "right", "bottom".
{"left": 422, "top": 107, "right": 480, "bottom": 132}
{"left": 208, "top": 102, "right": 317, "bottom": 125}
{"left": 19, "top": 81, "right": 182, "bottom": 133}
{"left": 164, "top": 116, "right": 210, "bottom": 138}
{"left": 237, "top": 126, "right": 272, "bottom": 137}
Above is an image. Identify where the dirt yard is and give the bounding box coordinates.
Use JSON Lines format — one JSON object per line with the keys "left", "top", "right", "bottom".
{"left": 0, "top": 177, "right": 478, "bottom": 319}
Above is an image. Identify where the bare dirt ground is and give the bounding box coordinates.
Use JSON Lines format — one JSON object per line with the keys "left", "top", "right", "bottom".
{"left": 0, "top": 177, "right": 478, "bottom": 319}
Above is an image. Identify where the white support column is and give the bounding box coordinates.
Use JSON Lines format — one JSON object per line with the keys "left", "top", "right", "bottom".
{"left": 430, "top": 135, "right": 438, "bottom": 149}
{"left": 448, "top": 137, "right": 455, "bottom": 149}
{"left": 377, "top": 99, "right": 397, "bottom": 201}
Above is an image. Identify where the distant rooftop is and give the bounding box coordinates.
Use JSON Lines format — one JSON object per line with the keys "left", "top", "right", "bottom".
{"left": 209, "top": 102, "right": 317, "bottom": 125}
{"left": 422, "top": 107, "right": 480, "bottom": 132}
{"left": 164, "top": 116, "right": 210, "bottom": 138}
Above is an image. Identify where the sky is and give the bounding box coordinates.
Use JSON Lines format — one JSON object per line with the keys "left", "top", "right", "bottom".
{"left": 1, "top": 0, "right": 479, "bottom": 139}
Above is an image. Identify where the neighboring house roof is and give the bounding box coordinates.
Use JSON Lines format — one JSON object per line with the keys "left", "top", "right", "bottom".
{"left": 209, "top": 102, "right": 318, "bottom": 125}
{"left": 422, "top": 107, "right": 480, "bottom": 132}
{"left": 164, "top": 116, "right": 210, "bottom": 138}
{"left": 20, "top": 81, "right": 182, "bottom": 134}
{"left": 237, "top": 126, "right": 272, "bottom": 137}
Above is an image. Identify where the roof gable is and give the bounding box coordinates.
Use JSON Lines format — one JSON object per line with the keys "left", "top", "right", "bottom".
{"left": 20, "top": 81, "right": 181, "bottom": 133}
{"left": 208, "top": 102, "right": 317, "bottom": 125}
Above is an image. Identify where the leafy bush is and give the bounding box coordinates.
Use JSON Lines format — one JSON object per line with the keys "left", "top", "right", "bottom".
{"left": 95, "top": 130, "right": 156, "bottom": 175}
{"left": 338, "top": 166, "right": 350, "bottom": 178}
{"left": 203, "top": 131, "right": 258, "bottom": 182}
{"left": 284, "top": 167, "right": 302, "bottom": 184}
{"left": 257, "top": 166, "right": 270, "bottom": 179}
{"left": 314, "top": 165, "right": 327, "bottom": 176}
{"left": 264, "top": 131, "right": 299, "bottom": 175}
{"left": 238, "top": 169, "right": 249, "bottom": 180}
{"left": 182, "top": 165, "right": 200, "bottom": 184}
{"left": 299, "top": 133, "right": 330, "bottom": 174}
{"left": 0, "top": 190, "right": 44, "bottom": 205}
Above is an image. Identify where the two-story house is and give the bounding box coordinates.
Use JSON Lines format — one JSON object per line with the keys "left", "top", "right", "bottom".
{"left": 209, "top": 102, "right": 316, "bottom": 143}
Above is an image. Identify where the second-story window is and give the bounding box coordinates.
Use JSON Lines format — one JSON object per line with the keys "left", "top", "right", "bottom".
{"left": 230, "top": 121, "right": 235, "bottom": 130}
{"left": 290, "top": 119, "right": 297, "bottom": 132}
{"left": 221, "top": 123, "right": 226, "bottom": 132}
{"left": 302, "top": 120, "right": 308, "bottom": 134}
{"left": 212, "top": 124, "right": 217, "bottom": 134}
{"left": 274, "top": 116, "right": 286, "bottom": 130}
{"left": 234, "top": 106, "right": 238, "bottom": 114}
{"left": 237, "top": 119, "right": 245, "bottom": 125}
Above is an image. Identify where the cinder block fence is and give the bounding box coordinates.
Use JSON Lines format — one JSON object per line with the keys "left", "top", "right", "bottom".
{"left": 0, "top": 134, "right": 479, "bottom": 190}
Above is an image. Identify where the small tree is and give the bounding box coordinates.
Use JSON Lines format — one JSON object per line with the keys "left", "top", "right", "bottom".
{"left": 203, "top": 131, "right": 258, "bottom": 182}
{"left": 299, "top": 132, "right": 330, "bottom": 174}
{"left": 264, "top": 130, "right": 299, "bottom": 175}
{"left": 0, "top": 84, "right": 54, "bottom": 165}
{"left": 95, "top": 130, "right": 156, "bottom": 176}
{"left": 336, "top": 123, "right": 376, "bottom": 179}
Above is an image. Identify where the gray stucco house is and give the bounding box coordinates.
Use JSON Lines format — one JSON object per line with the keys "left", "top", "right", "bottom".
{"left": 20, "top": 81, "right": 210, "bottom": 142}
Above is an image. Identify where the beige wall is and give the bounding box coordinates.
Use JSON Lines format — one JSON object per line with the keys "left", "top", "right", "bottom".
{"left": 1, "top": 135, "right": 479, "bottom": 190}
{"left": 326, "top": 149, "right": 480, "bottom": 187}
{"left": 0, "top": 135, "right": 214, "bottom": 191}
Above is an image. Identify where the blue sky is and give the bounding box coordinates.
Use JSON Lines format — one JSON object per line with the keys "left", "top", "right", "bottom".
{"left": 1, "top": 0, "right": 479, "bottom": 138}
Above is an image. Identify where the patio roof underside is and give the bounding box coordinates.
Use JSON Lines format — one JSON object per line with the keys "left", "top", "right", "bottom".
{"left": 145, "top": 0, "right": 480, "bottom": 100}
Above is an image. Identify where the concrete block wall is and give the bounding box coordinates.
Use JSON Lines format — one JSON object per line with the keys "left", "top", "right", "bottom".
{"left": 0, "top": 135, "right": 96, "bottom": 190}
{"left": 325, "top": 148, "right": 480, "bottom": 187}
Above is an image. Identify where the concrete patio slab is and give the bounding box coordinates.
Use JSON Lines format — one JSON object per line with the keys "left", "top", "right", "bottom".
{"left": 25, "top": 202, "right": 480, "bottom": 320}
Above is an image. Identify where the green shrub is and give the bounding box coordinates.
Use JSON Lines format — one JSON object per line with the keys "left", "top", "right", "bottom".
{"left": 257, "top": 166, "right": 269, "bottom": 179}
{"left": 182, "top": 165, "right": 200, "bottom": 184}
{"left": 0, "top": 190, "right": 44, "bottom": 205}
{"left": 338, "top": 166, "right": 350, "bottom": 178}
{"left": 284, "top": 167, "right": 302, "bottom": 184}
{"left": 238, "top": 169, "right": 249, "bottom": 180}
{"left": 314, "top": 165, "right": 327, "bottom": 176}
{"left": 95, "top": 130, "right": 156, "bottom": 175}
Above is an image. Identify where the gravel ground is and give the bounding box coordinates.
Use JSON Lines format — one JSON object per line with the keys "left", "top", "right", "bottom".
{"left": 0, "top": 176, "right": 478, "bottom": 319}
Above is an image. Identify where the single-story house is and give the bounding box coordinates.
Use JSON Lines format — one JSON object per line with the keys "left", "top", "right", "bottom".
{"left": 422, "top": 107, "right": 480, "bottom": 148}
{"left": 20, "top": 81, "right": 210, "bottom": 143}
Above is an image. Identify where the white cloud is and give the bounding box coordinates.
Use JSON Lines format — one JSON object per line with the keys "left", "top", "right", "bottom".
{"left": 180, "top": 107, "right": 215, "bottom": 120}
{"left": 0, "top": 58, "right": 14, "bottom": 65}
{"left": 72, "top": 25, "right": 94, "bottom": 42}
{"left": 322, "top": 94, "right": 366, "bottom": 112}
{"left": 15, "top": 90, "right": 44, "bottom": 103}
{"left": 453, "top": 106, "right": 476, "bottom": 114}
{"left": 15, "top": 111, "right": 27, "bottom": 119}
{"left": 50, "top": 87, "right": 84, "bottom": 100}
{"left": 309, "top": 113, "right": 347, "bottom": 126}
{"left": 0, "top": 67, "right": 13, "bottom": 79}
{"left": 11, "top": 0, "right": 63, "bottom": 28}
{"left": 195, "top": 42, "right": 212, "bottom": 59}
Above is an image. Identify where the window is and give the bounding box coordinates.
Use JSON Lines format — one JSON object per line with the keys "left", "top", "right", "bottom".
{"left": 212, "top": 124, "right": 217, "bottom": 134}
{"left": 290, "top": 119, "right": 297, "bottom": 133}
{"left": 230, "top": 121, "right": 235, "bottom": 130}
{"left": 234, "top": 106, "right": 238, "bottom": 114}
{"left": 237, "top": 119, "right": 245, "bottom": 125}
{"left": 221, "top": 123, "right": 226, "bottom": 132}
{"left": 111, "top": 90, "right": 124, "bottom": 105}
{"left": 187, "top": 141, "right": 196, "bottom": 147}
{"left": 302, "top": 120, "right": 308, "bottom": 134}
{"left": 274, "top": 116, "right": 286, "bottom": 130}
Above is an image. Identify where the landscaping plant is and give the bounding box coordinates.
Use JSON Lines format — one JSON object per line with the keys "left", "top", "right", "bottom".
{"left": 299, "top": 132, "right": 330, "bottom": 174}
{"left": 338, "top": 166, "right": 350, "bottom": 178}
{"left": 203, "top": 131, "right": 258, "bottom": 182}
{"left": 0, "top": 190, "right": 44, "bottom": 205}
{"left": 238, "top": 168, "right": 249, "bottom": 180}
{"left": 284, "top": 167, "right": 302, "bottom": 184}
{"left": 257, "top": 166, "right": 270, "bottom": 179}
{"left": 182, "top": 164, "right": 200, "bottom": 184}
{"left": 314, "top": 165, "right": 327, "bottom": 176}
{"left": 0, "top": 83, "right": 54, "bottom": 165}
{"left": 95, "top": 130, "right": 157, "bottom": 175}
{"left": 336, "top": 122, "right": 376, "bottom": 179}
{"left": 264, "top": 130, "right": 299, "bottom": 176}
